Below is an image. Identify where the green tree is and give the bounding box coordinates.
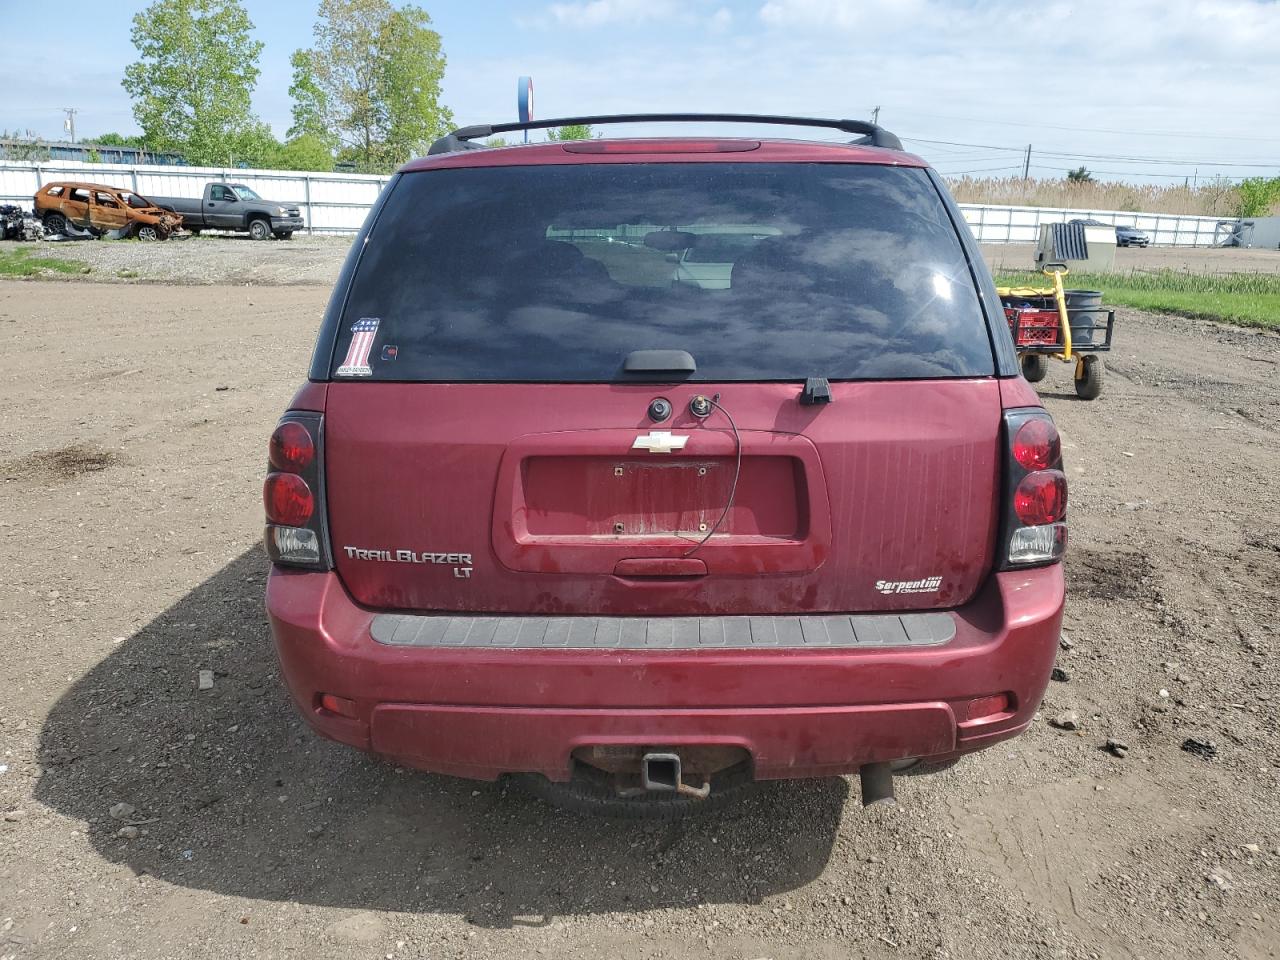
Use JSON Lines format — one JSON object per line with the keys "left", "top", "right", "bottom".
{"left": 122, "top": 0, "right": 267, "bottom": 166}
{"left": 287, "top": 49, "right": 335, "bottom": 147}
{"left": 1065, "top": 166, "right": 1094, "bottom": 183}
{"left": 276, "top": 134, "right": 335, "bottom": 171}
{"left": 92, "top": 132, "right": 148, "bottom": 148}
{"left": 230, "top": 120, "right": 282, "bottom": 167}
{"left": 1234, "top": 176, "right": 1280, "bottom": 218}
{"left": 483, "top": 136, "right": 510, "bottom": 147}
{"left": 546, "top": 124, "right": 594, "bottom": 141}
{"left": 305, "top": 0, "right": 452, "bottom": 172}
{"left": 376, "top": 5, "right": 451, "bottom": 163}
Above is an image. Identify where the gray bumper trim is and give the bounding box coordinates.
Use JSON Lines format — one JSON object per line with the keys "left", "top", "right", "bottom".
{"left": 370, "top": 612, "right": 955, "bottom": 650}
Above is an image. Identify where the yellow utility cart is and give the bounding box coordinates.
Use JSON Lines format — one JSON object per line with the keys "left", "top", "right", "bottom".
{"left": 997, "top": 262, "right": 1114, "bottom": 400}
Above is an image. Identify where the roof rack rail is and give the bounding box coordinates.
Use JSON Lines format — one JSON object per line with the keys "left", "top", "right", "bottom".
{"left": 427, "top": 113, "right": 903, "bottom": 155}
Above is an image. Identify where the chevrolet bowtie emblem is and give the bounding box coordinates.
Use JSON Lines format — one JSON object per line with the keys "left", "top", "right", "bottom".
{"left": 632, "top": 431, "right": 689, "bottom": 454}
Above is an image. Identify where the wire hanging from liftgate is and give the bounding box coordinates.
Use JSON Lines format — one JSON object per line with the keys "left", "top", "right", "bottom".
{"left": 683, "top": 393, "right": 742, "bottom": 558}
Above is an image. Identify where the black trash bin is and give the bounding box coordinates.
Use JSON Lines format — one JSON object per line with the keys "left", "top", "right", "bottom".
{"left": 1065, "top": 289, "right": 1106, "bottom": 346}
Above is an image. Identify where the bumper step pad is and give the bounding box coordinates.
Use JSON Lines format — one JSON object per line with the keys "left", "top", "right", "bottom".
{"left": 371, "top": 612, "right": 955, "bottom": 650}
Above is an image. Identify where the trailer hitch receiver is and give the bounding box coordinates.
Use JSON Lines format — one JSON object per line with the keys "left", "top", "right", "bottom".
{"left": 642, "top": 752, "right": 711, "bottom": 799}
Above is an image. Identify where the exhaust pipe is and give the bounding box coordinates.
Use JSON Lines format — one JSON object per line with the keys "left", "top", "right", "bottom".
{"left": 642, "top": 752, "right": 711, "bottom": 799}
{"left": 859, "top": 762, "right": 896, "bottom": 807}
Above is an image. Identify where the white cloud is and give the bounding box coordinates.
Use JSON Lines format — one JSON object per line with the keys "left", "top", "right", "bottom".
{"left": 543, "top": 0, "right": 739, "bottom": 29}
{"left": 759, "top": 0, "right": 929, "bottom": 29}
{"left": 754, "top": 0, "right": 1280, "bottom": 62}
{"left": 453, "top": 0, "right": 1279, "bottom": 183}
{"left": 548, "top": 0, "right": 684, "bottom": 27}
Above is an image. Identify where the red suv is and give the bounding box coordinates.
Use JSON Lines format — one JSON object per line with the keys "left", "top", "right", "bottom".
{"left": 264, "top": 114, "right": 1066, "bottom": 816}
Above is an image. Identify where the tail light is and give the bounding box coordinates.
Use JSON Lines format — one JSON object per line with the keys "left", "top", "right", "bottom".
{"left": 998, "top": 409, "right": 1067, "bottom": 568}
{"left": 269, "top": 421, "right": 315, "bottom": 471}
{"left": 263, "top": 412, "right": 331, "bottom": 569}
{"left": 264, "top": 472, "right": 314, "bottom": 526}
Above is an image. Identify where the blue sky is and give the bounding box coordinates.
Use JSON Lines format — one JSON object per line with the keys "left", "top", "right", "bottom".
{"left": 2, "top": 0, "right": 1277, "bottom": 183}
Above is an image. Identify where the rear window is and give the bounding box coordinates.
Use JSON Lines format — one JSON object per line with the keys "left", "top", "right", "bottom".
{"left": 334, "top": 162, "right": 994, "bottom": 382}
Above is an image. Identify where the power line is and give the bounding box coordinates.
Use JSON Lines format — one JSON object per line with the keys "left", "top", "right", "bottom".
{"left": 1032, "top": 148, "right": 1277, "bottom": 168}
{"left": 938, "top": 165, "right": 1025, "bottom": 176}
{"left": 890, "top": 107, "right": 1280, "bottom": 144}
{"left": 903, "top": 136, "right": 1027, "bottom": 153}
{"left": 931, "top": 156, "right": 1018, "bottom": 167}
{"left": 928, "top": 151, "right": 1020, "bottom": 162}
{"left": 901, "top": 135, "right": 1278, "bottom": 169}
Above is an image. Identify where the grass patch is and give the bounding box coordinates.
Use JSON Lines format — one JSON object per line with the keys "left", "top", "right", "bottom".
{"left": 0, "top": 246, "right": 89, "bottom": 278}
{"left": 993, "top": 269, "right": 1280, "bottom": 330}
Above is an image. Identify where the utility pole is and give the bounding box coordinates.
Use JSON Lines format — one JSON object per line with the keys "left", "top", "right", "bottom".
{"left": 62, "top": 107, "right": 77, "bottom": 144}
{"left": 1022, "top": 144, "right": 1031, "bottom": 179}
{"left": 871, "top": 105, "right": 881, "bottom": 125}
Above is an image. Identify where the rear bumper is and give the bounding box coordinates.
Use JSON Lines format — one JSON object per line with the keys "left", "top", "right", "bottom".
{"left": 266, "top": 565, "right": 1064, "bottom": 781}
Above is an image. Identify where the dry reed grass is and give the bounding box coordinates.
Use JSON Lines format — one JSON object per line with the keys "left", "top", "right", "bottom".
{"left": 945, "top": 176, "right": 1240, "bottom": 217}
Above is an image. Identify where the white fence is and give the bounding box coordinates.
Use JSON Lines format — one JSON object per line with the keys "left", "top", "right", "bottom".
{"left": 958, "top": 202, "right": 1231, "bottom": 247}
{"left": 0, "top": 158, "right": 1239, "bottom": 245}
{"left": 0, "top": 159, "right": 388, "bottom": 234}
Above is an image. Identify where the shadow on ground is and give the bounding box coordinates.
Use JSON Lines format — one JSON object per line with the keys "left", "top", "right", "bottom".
{"left": 36, "top": 549, "right": 847, "bottom": 925}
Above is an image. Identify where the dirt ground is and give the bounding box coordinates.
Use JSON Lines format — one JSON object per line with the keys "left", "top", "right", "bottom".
{"left": 1, "top": 276, "right": 1278, "bottom": 960}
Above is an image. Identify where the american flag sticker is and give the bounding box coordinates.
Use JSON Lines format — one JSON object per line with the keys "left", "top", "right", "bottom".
{"left": 336, "top": 318, "right": 380, "bottom": 377}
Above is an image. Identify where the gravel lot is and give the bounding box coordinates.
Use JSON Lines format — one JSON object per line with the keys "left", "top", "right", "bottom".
{"left": 30, "top": 233, "right": 353, "bottom": 286}
{"left": 1, "top": 275, "right": 1278, "bottom": 960}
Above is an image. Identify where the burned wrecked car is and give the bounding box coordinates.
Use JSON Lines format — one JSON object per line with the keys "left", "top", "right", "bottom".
{"left": 0, "top": 204, "right": 43, "bottom": 241}
{"left": 34, "top": 182, "right": 183, "bottom": 240}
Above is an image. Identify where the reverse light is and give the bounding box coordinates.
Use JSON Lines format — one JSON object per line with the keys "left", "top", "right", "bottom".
{"left": 263, "top": 472, "right": 314, "bottom": 526}
{"left": 265, "top": 525, "right": 320, "bottom": 565}
{"left": 1008, "top": 523, "right": 1068, "bottom": 565}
